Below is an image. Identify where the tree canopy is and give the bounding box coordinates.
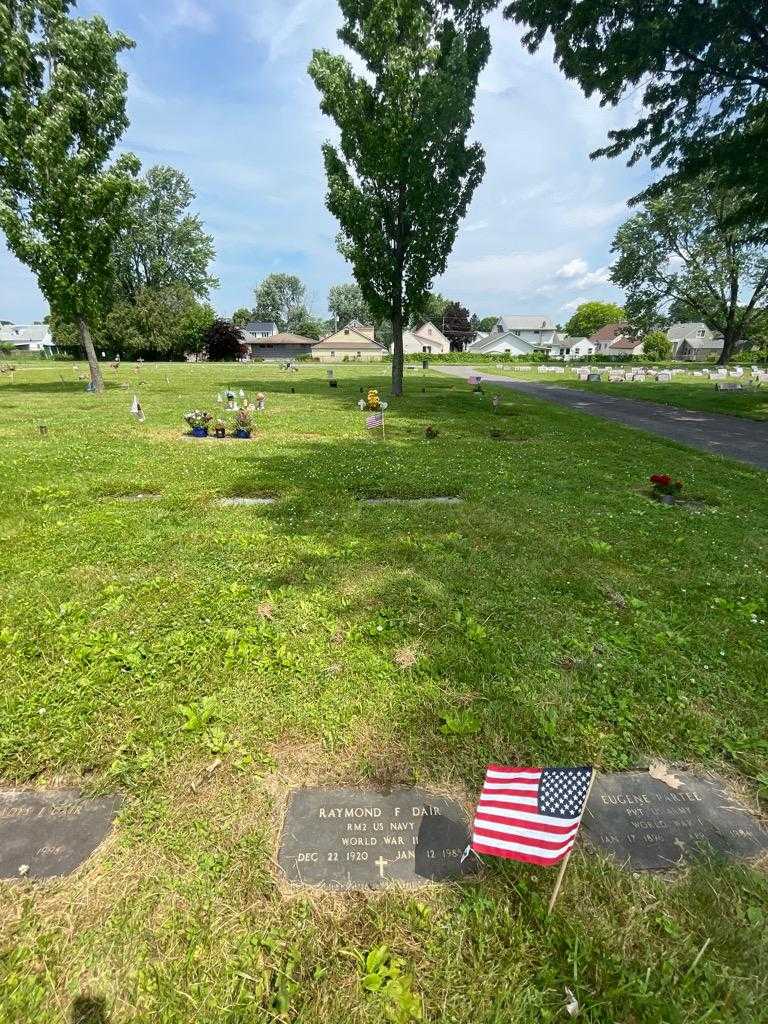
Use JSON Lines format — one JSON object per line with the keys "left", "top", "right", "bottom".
{"left": 253, "top": 273, "right": 310, "bottom": 332}
{"left": 564, "top": 301, "right": 624, "bottom": 338}
{"left": 328, "top": 282, "right": 373, "bottom": 329}
{"left": 309, "top": 0, "right": 490, "bottom": 395}
{"left": 204, "top": 319, "right": 245, "bottom": 361}
{"left": 0, "top": 0, "right": 139, "bottom": 391}
{"left": 611, "top": 178, "right": 768, "bottom": 364}
{"left": 441, "top": 300, "right": 475, "bottom": 349}
{"left": 477, "top": 315, "right": 498, "bottom": 332}
{"left": 503, "top": 0, "right": 768, "bottom": 227}
{"left": 642, "top": 330, "right": 672, "bottom": 362}
{"left": 111, "top": 165, "right": 218, "bottom": 303}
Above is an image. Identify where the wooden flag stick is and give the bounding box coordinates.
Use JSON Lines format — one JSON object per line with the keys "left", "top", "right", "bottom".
{"left": 548, "top": 768, "right": 596, "bottom": 915}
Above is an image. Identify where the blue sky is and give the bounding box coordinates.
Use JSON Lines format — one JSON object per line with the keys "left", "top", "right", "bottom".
{"left": 0, "top": 0, "right": 653, "bottom": 325}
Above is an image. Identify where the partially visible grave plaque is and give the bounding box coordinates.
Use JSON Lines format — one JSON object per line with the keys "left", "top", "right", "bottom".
{"left": 0, "top": 790, "right": 121, "bottom": 880}
{"left": 278, "top": 787, "right": 476, "bottom": 889}
{"left": 582, "top": 772, "right": 768, "bottom": 872}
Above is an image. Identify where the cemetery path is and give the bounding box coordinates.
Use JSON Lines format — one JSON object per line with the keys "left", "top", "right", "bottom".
{"left": 436, "top": 366, "right": 768, "bottom": 471}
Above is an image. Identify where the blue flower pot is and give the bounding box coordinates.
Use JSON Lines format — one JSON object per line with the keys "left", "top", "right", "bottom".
{"left": 191, "top": 426, "right": 208, "bottom": 438}
{"left": 234, "top": 429, "right": 251, "bottom": 439}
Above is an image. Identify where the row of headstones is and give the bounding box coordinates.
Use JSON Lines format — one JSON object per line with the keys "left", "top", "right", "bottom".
{"left": 3, "top": 769, "right": 766, "bottom": 885}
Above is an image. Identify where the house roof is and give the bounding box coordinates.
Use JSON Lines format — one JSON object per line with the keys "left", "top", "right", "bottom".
{"left": 244, "top": 331, "right": 315, "bottom": 347}
{"left": 412, "top": 321, "right": 450, "bottom": 346}
{"left": 680, "top": 336, "right": 724, "bottom": 350}
{"left": 469, "top": 330, "right": 534, "bottom": 353}
{"left": 316, "top": 321, "right": 381, "bottom": 349}
{"left": 588, "top": 322, "right": 633, "bottom": 343}
{"left": 244, "top": 320, "right": 277, "bottom": 334}
{"left": 667, "top": 321, "right": 710, "bottom": 340}
{"left": 498, "top": 315, "right": 555, "bottom": 332}
{"left": 610, "top": 337, "right": 643, "bottom": 351}
{"left": 0, "top": 324, "right": 51, "bottom": 344}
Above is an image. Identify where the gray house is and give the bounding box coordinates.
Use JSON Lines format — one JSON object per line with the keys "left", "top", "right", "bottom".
{"left": 667, "top": 322, "right": 724, "bottom": 360}
{"left": 240, "top": 330, "right": 316, "bottom": 360}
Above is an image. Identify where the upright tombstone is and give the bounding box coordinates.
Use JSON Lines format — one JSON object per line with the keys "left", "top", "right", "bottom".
{"left": 657, "top": 371, "right": 672, "bottom": 382}
{"left": 278, "top": 787, "right": 476, "bottom": 890}
{"left": 582, "top": 771, "right": 768, "bottom": 872}
{"left": 587, "top": 372, "right": 602, "bottom": 383}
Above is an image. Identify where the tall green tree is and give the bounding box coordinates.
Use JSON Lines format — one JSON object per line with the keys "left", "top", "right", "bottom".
{"left": 111, "top": 165, "right": 218, "bottom": 302}
{"left": 253, "top": 273, "right": 309, "bottom": 332}
{"left": 309, "top": 1, "right": 491, "bottom": 395}
{"left": 504, "top": 0, "right": 768, "bottom": 226}
{"left": 0, "top": 0, "right": 140, "bottom": 392}
{"left": 328, "top": 282, "right": 373, "bottom": 329}
{"left": 564, "top": 301, "right": 625, "bottom": 338}
{"left": 642, "top": 330, "right": 673, "bottom": 362}
{"left": 410, "top": 291, "right": 450, "bottom": 330}
{"left": 232, "top": 307, "right": 254, "bottom": 327}
{"left": 611, "top": 179, "right": 768, "bottom": 365}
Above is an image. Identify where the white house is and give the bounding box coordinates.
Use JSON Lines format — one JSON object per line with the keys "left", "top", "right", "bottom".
{"left": 493, "top": 316, "right": 557, "bottom": 348}
{"left": 0, "top": 323, "right": 56, "bottom": 355}
{"left": 312, "top": 320, "right": 386, "bottom": 361}
{"left": 402, "top": 321, "right": 451, "bottom": 355}
{"left": 550, "top": 336, "right": 595, "bottom": 361}
{"left": 467, "top": 329, "right": 537, "bottom": 357}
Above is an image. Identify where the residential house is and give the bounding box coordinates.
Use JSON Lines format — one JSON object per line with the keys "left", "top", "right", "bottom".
{"left": 312, "top": 320, "right": 385, "bottom": 362}
{"left": 240, "top": 330, "right": 316, "bottom": 360}
{"left": 550, "top": 336, "right": 595, "bottom": 361}
{"left": 244, "top": 320, "right": 278, "bottom": 338}
{"left": 402, "top": 321, "right": 451, "bottom": 355}
{"left": 0, "top": 323, "right": 56, "bottom": 355}
{"left": 588, "top": 322, "right": 640, "bottom": 356}
{"left": 467, "top": 329, "right": 537, "bottom": 357}
{"left": 667, "top": 322, "right": 724, "bottom": 361}
{"left": 493, "top": 316, "right": 557, "bottom": 349}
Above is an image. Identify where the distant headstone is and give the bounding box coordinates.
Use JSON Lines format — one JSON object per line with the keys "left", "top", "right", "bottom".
{"left": 587, "top": 373, "right": 602, "bottom": 382}
{"left": 657, "top": 372, "right": 672, "bottom": 382}
{"left": 278, "top": 787, "right": 476, "bottom": 889}
{"left": 716, "top": 381, "right": 743, "bottom": 391}
{"left": 327, "top": 369, "right": 334, "bottom": 378}
{"left": 0, "top": 789, "right": 121, "bottom": 880}
{"left": 582, "top": 771, "right": 768, "bottom": 872}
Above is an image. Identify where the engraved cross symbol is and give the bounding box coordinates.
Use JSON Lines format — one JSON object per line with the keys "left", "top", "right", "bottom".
{"left": 375, "top": 856, "right": 388, "bottom": 878}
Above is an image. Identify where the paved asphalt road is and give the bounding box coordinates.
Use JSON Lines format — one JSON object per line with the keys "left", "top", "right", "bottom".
{"left": 436, "top": 365, "right": 768, "bottom": 472}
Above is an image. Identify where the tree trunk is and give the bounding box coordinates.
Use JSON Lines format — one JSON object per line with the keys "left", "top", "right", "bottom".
{"left": 78, "top": 318, "right": 104, "bottom": 393}
{"left": 718, "top": 327, "right": 740, "bottom": 366}
{"left": 391, "top": 306, "right": 404, "bottom": 397}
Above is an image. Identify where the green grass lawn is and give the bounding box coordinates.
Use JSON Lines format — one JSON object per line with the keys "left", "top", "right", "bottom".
{"left": 1, "top": 361, "right": 767, "bottom": 1024}
{"left": 471, "top": 364, "right": 768, "bottom": 421}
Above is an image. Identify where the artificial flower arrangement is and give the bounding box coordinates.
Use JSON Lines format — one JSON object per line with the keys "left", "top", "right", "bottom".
{"left": 184, "top": 410, "right": 213, "bottom": 436}
{"left": 650, "top": 473, "right": 683, "bottom": 500}
{"left": 366, "top": 388, "right": 381, "bottom": 411}
{"left": 234, "top": 407, "right": 254, "bottom": 438}
{"left": 213, "top": 418, "right": 227, "bottom": 439}
{"left": 255, "top": 392, "right": 266, "bottom": 411}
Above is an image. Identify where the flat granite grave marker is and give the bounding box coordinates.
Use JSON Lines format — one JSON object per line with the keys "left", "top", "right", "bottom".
{"left": 278, "top": 787, "right": 476, "bottom": 889}
{"left": 582, "top": 772, "right": 768, "bottom": 872}
{"left": 0, "top": 789, "right": 121, "bottom": 880}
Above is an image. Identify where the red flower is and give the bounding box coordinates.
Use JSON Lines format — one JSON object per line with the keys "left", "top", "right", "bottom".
{"left": 650, "top": 474, "right": 672, "bottom": 486}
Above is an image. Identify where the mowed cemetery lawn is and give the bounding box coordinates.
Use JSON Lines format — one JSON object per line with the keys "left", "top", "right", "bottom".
{"left": 1, "top": 360, "right": 767, "bottom": 1024}
{"left": 471, "top": 364, "right": 768, "bottom": 421}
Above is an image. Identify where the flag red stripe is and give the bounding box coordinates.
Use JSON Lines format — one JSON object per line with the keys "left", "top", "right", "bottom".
{"left": 486, "top": 766, "right": 541, "bottom": 777}
{"left": 471, "top": 839, "right": 572, "bottom": 867}
{"left": 472, "top": 824, "right": 573, "bottom": 853}
{"left": 476, "top": 798, "right": 542, "bottom": 815}
{"left": 474, "top": 810, "right": 577, "bottom": 835}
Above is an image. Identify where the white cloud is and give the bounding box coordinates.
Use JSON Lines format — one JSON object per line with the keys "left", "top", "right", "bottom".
{"left": 574, "top": 266, "right": 612, "bottom": 288}
{"left": 464, "top": 220, "right": 489, "bottom": 233}
{"left": 556, "top": 258, "right": 588, "bottom": 279}
{"left": 140, "top": 0, "right": 215, "bottom": 35}
{"left": 560, "top": 201, "right": 627, "bottom": 230}
{"left": 561, "top": 296, "right": 589, "bottom": 311}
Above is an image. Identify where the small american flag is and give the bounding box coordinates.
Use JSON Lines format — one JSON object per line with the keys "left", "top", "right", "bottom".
{"left": 366, "top": 412, "right": 383, "bottom": 429}
{"left": 469, "top": 375, "right": 481, "bottom": 385}
{"left": 471, "top": 765, "right": 593, "bottom": 866}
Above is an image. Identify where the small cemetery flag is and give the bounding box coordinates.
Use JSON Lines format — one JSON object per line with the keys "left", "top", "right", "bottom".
{"left": 469, "top": 375, "right": 481, "bottom": 386}
{"left": 470, "top": 765, "right": 592, "bottom": 866}
{"left": 366, "top": 412, "right": 383, "bottom": 430}
{"left": 130, "top": 394, "right": 145, "bottom": 423}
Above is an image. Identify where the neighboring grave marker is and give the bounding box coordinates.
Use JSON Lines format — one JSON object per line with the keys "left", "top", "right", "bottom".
{"left": 0, "top": 790, "right": 121, "bottom": 880}
{"left": 278, "top": 787, "right": 476, "bottom": 889}
{"left": 582, "top": 772, "right": 768, "bottom": 872}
